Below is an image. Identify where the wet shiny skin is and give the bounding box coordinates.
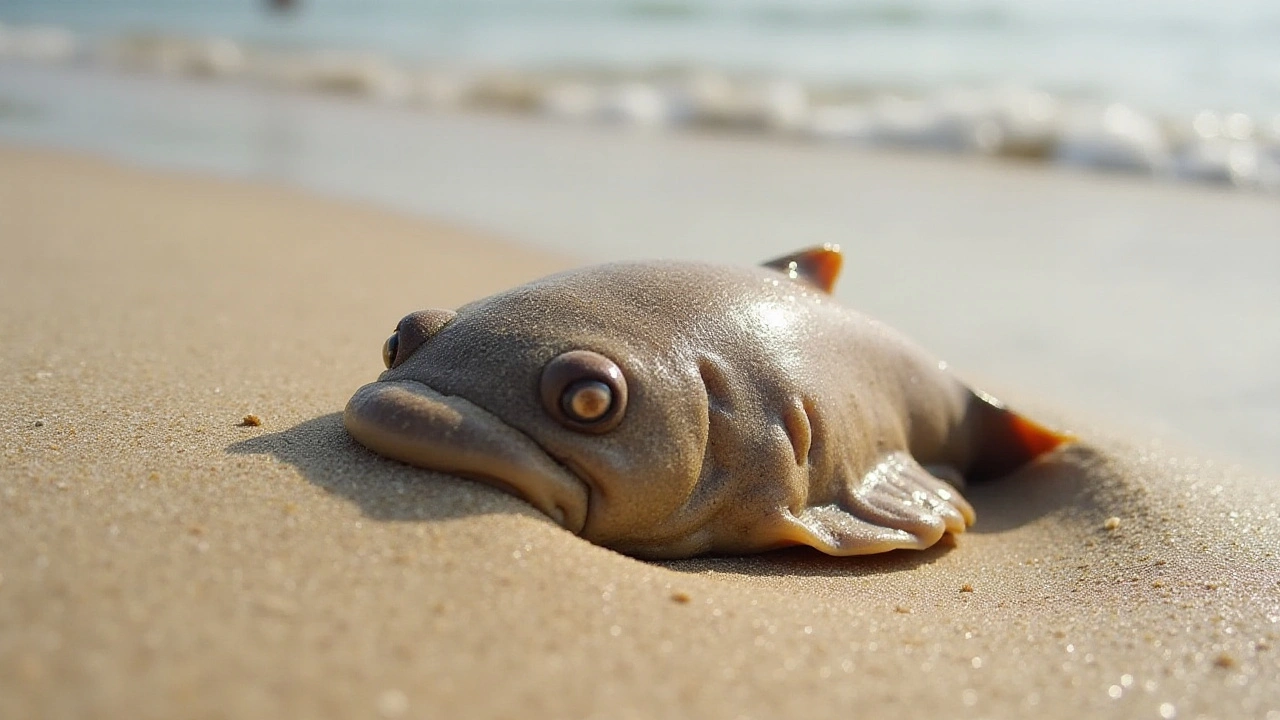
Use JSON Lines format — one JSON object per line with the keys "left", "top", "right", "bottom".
{"left": 344, "top": 247, "right": 1069, "bottom": 559}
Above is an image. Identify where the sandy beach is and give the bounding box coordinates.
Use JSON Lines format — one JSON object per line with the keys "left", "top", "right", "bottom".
{"left": 2, "top": 143, "right": 1278, "bottom": 719}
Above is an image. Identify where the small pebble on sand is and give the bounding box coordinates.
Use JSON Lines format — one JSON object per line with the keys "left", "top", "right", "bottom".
{"left": 670, "top": 591, "right": 692, "bottom": 604}
{"left": 1104, "top": 517, "right": 1121, "bottom": 531}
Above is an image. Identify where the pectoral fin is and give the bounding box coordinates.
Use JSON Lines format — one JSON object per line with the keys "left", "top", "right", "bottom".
{"left": 776, "top": 452, "right": 975, "bottom": 555}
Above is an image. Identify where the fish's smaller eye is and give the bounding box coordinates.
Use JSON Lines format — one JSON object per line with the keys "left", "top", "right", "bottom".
{"left": 382, "top": 332, "right": 399, "bottom": 369}
{"left": 540, "top": 350, "right": 628, "bottom": 434}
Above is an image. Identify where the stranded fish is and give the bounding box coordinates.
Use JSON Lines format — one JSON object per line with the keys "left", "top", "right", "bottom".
{"left": 344, "top": 246, "right": 1071, "bottom": 559}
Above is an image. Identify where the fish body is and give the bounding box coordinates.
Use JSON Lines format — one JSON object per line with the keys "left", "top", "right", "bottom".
{"left": 344, "top": 247, "right": 1068, "bottom": 559}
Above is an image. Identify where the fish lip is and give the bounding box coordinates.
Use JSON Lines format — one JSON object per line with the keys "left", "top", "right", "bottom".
{"left": 343, "top": 379, "right": 590, "bottom": 534}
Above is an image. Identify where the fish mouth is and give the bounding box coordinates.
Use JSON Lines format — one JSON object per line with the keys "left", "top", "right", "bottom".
{"left": 343, "top": 380, "right": 590, "bottom": 534}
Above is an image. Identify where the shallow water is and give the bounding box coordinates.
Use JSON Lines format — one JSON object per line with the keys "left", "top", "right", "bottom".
{"left": 4, "top": 4, "right": 1280, "bottom": 193}
{"left": 4, "top": 0, "right": 1280, "bottom": 118}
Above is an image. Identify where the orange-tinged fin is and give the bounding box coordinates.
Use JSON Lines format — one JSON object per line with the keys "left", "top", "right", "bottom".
{"left": 762, "top": 244, "right": 843, "bottom": 294}
{"left": 966, "top": 390, "right": 1075, "bottom": 481}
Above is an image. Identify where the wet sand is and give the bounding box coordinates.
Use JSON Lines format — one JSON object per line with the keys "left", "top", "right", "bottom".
{"left": 1, "top": 145, "right": 1277, "bottom": 719}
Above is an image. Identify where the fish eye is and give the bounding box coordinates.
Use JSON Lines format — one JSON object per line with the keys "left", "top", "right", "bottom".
{"left": 382, "top": 332, "right": 399, "bottom": 369}
{"left": 383, "top": 309, "right": 457, "bottom": 369}
{"left": 540, "top": 350, "right": 627, "bottom": 433}
{"left": 562, "top": 380, "right": 612, "bottom": 422}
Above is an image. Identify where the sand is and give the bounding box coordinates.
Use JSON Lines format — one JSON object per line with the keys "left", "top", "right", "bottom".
{"left": 2, "top": 145, "right": 1277, "bottom": 719}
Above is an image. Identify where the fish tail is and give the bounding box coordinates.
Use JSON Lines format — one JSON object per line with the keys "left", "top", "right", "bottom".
{"left": 965, "top": 390, "right": 1074, "bottom": 481}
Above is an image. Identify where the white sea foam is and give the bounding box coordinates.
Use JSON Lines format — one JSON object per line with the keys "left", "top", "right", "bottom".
{"left": 1056, "top": 104, "right": 1172, "bottom": 175}
{"left": 663, "top": 73, "right": 811, "bottom": 133}
{"left": 602, "top": 82, "right": 672, "bottom": 127}
{"left": 1173, "top": 139, "right": 1260, "bottom": 188}
{"left": 1, "top": 23, "right": 1277, "bottom": 194}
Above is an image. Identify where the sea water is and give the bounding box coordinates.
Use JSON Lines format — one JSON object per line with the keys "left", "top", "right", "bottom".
{"left": 1, "top": 0, "right": 1277, "bottom": 119}
{"left": 2, "top": 0, "right": 1280, "bottom": 190}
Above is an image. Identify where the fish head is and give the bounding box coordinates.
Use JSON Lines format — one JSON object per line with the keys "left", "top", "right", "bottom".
{"left": 344, "top": 267, "right": 715, "bottom": 553}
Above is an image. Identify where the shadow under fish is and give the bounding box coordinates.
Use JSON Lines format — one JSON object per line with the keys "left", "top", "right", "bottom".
{"left": 228, "top": 413, "right": 550, "bottom": 525}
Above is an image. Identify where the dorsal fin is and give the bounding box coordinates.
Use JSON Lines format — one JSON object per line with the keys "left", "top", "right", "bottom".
{"left": 761, "top": 245, "right": 843, "bottom": 294}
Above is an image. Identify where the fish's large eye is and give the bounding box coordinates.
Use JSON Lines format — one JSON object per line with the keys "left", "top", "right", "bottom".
{"left": 382, "top": 332, "right": 400, "bottom": 368}
{"left": 540, "top": 350, "right": 627, "bottom": 433}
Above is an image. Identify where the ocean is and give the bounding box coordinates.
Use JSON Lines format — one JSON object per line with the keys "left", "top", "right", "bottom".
{"left": 2, "top": 0, "right": 1278, "bottom": 118}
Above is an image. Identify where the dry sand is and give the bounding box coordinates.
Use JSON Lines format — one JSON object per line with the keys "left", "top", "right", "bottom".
{"left": 2, "top": 145, "right": 1277, "bottom": 719}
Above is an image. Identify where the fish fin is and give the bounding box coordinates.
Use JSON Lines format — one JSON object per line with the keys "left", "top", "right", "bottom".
{"left": 761, "top": 244, "right": 843, "bottom": 294}
{"left": 965, "top": 390, "right": 1075, "bottom": 482}
{"left": 775, "top": 452, "right": 975, "bottom": 556}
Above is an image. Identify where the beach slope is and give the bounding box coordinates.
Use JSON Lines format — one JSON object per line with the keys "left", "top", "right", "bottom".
{"left": 1, "top": 146, "right": 1276, "bottom": 719}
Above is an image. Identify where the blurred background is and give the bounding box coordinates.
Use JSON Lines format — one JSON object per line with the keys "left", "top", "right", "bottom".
{"left": 1, "top": 0, "right": 1277, "bottom": 471}
{"left": 3, "top": 0, "right": 1280, "bottom": 183}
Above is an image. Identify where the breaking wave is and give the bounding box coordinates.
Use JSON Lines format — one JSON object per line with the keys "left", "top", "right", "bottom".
{"left": 0, "top": 21, "right": 1277, "bottom": 193}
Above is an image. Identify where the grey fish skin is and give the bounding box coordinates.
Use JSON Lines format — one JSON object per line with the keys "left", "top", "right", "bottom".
{"left": 344, "top": 247, "right": 1070, "bottom": 560}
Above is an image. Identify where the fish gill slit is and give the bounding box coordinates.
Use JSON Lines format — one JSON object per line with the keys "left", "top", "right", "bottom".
{"left": 801, "top": 396, "right": 822, "bottom": 468}
{"left": 781, "top": 395, "right": 814, "bottom": 467}
{"left": 690, "top": 358, "right": 737, "bottom": 527}
{"left": 697, "top": 357, "right": 733, "bottom": 417}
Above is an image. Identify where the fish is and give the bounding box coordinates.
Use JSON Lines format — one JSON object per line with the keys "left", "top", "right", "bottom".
{"left": 343, "top": 246, "right": 1071, "bottom": 559}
